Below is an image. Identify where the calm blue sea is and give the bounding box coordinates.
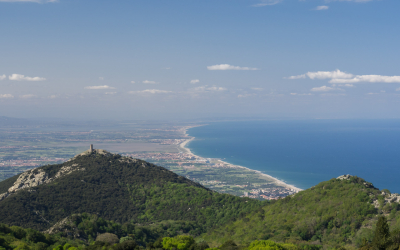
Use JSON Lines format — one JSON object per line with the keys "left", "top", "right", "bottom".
{"left": 186, "top": 120, "right": 400, "bottom": 193}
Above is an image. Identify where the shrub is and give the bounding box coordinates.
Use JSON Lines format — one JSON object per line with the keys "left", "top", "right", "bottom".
{"left": 219, "top": 240, "right": 238, "bottom": 250}
{"left": 11, "top": 226, "right": 26, "bottom": 239}
{"left": 96, "top": 233, "right": 119, "bottom": 245}
{"left": 248, "top": 240, "right": 284, "bottom": 250}
{"left": 120, "top": 237, "right": 135, "bottom": 244}
{"left": 162, "top": 236, "right": 195, "bottom": 250}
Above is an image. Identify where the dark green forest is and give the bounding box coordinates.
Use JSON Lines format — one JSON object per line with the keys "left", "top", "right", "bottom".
{"left": 0, "top": 152, "right": 260, "bottom": 234}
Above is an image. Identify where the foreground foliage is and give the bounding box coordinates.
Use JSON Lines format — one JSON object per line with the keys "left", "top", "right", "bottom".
{"left": 0, "top": 223, "right": 318, "bottom": 250}
{"left": 202, "top": 176, "right": 400, "bottom": 248}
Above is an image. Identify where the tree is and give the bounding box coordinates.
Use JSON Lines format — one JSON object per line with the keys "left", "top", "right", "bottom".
{"left": 372, "top": 216, "right": 391, "bottom": 250}
{"left": 96, "top": 233, "right": 119, "bottom": 245}
{"left": 162, "top": 236, "right": 195, "bottom": 250}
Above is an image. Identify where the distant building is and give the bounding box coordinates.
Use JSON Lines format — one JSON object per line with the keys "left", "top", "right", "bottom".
{"left": 89, "top": 144, "right": 93, "bottom": 153}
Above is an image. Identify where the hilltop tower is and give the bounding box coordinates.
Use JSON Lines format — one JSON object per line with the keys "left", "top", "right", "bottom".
{"left": 89, "top": 144, "right": 93, "bottom": 153}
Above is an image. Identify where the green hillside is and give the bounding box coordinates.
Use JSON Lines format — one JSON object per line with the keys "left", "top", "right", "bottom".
{"left": 0, "top": 150, "right": 261, "bottom": 235}
{"left": 202, "top": 176, "right": 400, "bottom": 248}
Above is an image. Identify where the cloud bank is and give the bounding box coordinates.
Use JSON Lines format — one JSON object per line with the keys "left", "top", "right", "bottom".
{"left": 190, "top": 79, "right": 200, "bottom": 84}
{"left": 9, "top": 74, "right": 46, "bottom": 81}
{"left": 84, "top": 85, "right": 115, "bottom": 90}
{"left": 310, "top": 86, "right": 336, "bottom": 92}
{"left": 143, "top": 80, "right": 158, "bottom": 84}
{"left": 0, "top": 94, "right": 14, "bottom": 98}
{"left": 129, "top": 89, "right": 171, "bottom": 94}
{"left": 252, "top": 0, "right": 283, "bottom": 7}
{"left": 315, "top": 6, "right": 329, "bottom": 10}
{"left": 0, "top": 75, "right": 6, "bottom": 80}
{"left": 326, "top": 0, "right": 374, "bottom": 2}
{"left": 19, "top": 94, "right": 36, "bottom": 99}
{"left": 287, "top": 70, "right": 400, "bottom": 84}
{"left": 193, "top": 86, "right": 227, "bottom": 92}
{"left": 207, "top": 64, "right": 258, "bottom": 71}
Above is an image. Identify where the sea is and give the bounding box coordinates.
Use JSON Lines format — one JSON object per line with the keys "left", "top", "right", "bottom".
{"left": 186, "top": 120, "right": 400, "bottom": 193}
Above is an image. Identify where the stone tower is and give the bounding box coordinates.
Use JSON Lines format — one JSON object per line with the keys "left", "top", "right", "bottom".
{"left": 89, "top": 144, "right": 93, "bottom": 153}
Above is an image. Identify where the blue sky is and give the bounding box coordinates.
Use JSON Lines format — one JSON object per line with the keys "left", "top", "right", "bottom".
{"left": 0, "top": 0, "right": 399, "bottom": 120}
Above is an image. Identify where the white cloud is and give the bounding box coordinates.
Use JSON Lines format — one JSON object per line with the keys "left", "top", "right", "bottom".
{"left": 207, "top": 86, "right": 227, "bottom": 91}
{"left": 49, "top": 95, "right": 57, "bottom": 99}
{"left": 238, "top": 94, "right": 253, "bottom": 98}
{"left": 131, "top": 81, "right": 135, "bottom": 84}
{"left": 286, "top": 74, "right": 306, "bottom": 79}
{"left": 290, "top": 93, "right": 313, "bottom": 96}
{"left": 190, "top": 79, "right": 200, "bottom": 84}
{"left": 251, "top": 87, "right": 264, "bottom": 91}
{"left": 143, "top": 80, "right": 158, "bottom": 84}
{"left": 287, "top": 70, "right": 400, "bottom": 84}
{"left": 326, "top": 0, "right": 373, "bottom": 2}
{"left": 0, "top": 75, "right": 6, "bottom": 80}
{"left": 105, "top": 92, "right": 117, "bottom": 95}
{"left": 343, "top": 84, "right": 354, "bottom": 87}
{"left": 307, "top": 70, "right": 353, "bottom": 80}
{"left": 0, "top": 0, "right": 57, "bottom": 3}
{"left": 9, "top": 74, "right": 46, "bottom": 81}
{"left": 99, "top": 77, "right": 104, "bottom": 80}
{"left": 330, "top": 75, "right": 400, "bottom": 84}
{"left": 84, "top": 85, "right": 115, "bottom": 90}
{"left": 252, "top": 0, "right": 283, "bottom": 7}
{"left": 0, "top": 94, "right": 14, "bottom": 98}
{"left": 310, "top": 86, "right": 336, "bottom": 92}
{"left": 193, "top": 86, "right": 227, "bottom": 92}
{"left": 129, "top": 89, "right": 171, "bottom": 94}
{"left": 207, "top": 64, "right": 258, "bottom": 71}
{"left": 20, "top": 94, "right": 36, "bottom": 99}
{"left": 315, "top": 5, "right": 329, "bottom": 10}
{"left": 287, "top": 70, "right": 353, "bottom": 80}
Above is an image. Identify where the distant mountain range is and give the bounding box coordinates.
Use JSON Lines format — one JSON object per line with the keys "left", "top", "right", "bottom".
{"left": 0, "top": 149, "right": 398, "bottom": 249}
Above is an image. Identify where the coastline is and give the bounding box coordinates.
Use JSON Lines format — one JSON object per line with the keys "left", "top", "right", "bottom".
{"left": 179, "top": 126, "right": 303, "bottom": 193}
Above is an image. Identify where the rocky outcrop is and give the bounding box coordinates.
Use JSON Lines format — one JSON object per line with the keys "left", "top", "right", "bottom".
{"left": 8, "top": 168, "right": 49, "bottom": 193}
{"left": 337, "top": 174, "right": 352, "bottom": 180}
{"left": 44, "top": 215, "right": 84, "bottom": 239}
{"left": 336, "top": 174, "right": 375, "bottom": 188}
{"left": 371, "top": 192, "right": 400, "bottom": 209}
{"left": 0, "top": 163, "right": 85, "bottom": 201}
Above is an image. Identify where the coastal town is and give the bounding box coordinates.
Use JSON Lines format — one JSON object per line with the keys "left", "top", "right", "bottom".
{"left": 125, "top": 137, "right": 300, "bottom": 200}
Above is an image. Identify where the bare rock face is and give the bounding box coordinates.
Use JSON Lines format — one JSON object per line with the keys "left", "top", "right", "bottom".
{"left": 337, "top": 174, "right": 352, "bottom": 180}
{"left": 0, "top": 163, "right": 85, "bottom": 201}
{"left": 8, "top": 169, "right": 49, "bottom": 193}
{"left": 44, "top": 215, "right": 84, "bottom": 239}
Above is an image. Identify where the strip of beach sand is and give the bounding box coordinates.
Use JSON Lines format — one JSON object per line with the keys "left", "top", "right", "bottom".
{"left": 179, "top": 126, "right": 302, "bottom": 193}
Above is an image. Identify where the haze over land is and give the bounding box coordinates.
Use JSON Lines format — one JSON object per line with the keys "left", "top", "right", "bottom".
{"left": 1, "top": 0, "right": 400, "bottom": 120}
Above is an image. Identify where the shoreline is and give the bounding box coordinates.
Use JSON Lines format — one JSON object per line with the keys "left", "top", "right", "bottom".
{"left": 179, "top": 126, "right": 303, "bottom": 193}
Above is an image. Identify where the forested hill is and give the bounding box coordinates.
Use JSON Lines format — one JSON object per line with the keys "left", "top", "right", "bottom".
{"left": 202, "top": 175, "right": 400, "bottom": 248}
{"left": 0, "top": 149, "right": 262, "bottom": 233}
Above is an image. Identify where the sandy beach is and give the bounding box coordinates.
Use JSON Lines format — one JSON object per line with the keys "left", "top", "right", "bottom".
{"left": 179, "top": 126, "right": 303, "bottom": 193}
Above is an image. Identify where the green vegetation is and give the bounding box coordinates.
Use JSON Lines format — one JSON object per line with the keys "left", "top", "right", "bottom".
{"left": 4, "top": 151, "right": 400, "bottom": 250}
{"left": 0, "top": 153, "right": 261, "bottom": 235}
{"left": 0, "top": 223, "right": 321, "bottom": 250}
{"left": 201, "top": 176, "right": 400, "bottom": 248}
